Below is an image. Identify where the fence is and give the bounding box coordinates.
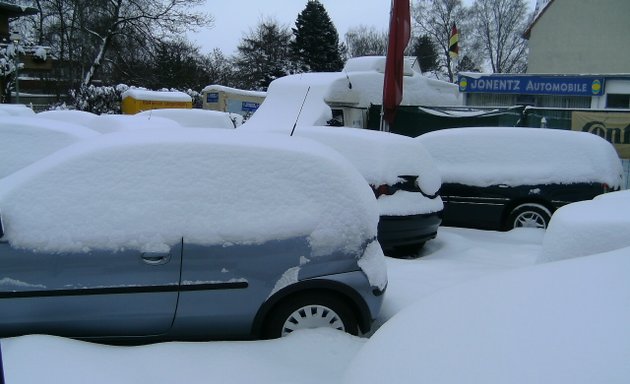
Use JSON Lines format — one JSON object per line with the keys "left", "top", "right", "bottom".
{"left": 623, "top": 159, "right": 630, "bottom": 190}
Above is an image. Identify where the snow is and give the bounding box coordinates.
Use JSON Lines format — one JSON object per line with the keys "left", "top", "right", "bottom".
{"left": 540, "top": 189, "right": 630, "bottom": 262}
{"left": 345, "top": 245, "right": 630, "bottom": 384}
{"left": 244, "top": 57, "right": 461, "bottom": 131}
{"left": 121, "top": 89, "right": 192, "bottom": 102}
{"left": 201, "top": 84, "right": 267, "bottom": 98}
{"left": 239, "top": 125, "right": 443, "bottom": 216}
{"left": 35, "top": 110, "right": 99, "bottom": 127}
{"left": 0, "top": 129, "right": 377, "bottom": 255}
{"left": 417, "top": 126, "right": 624, "bottom": 188}
{"left": 0, "top": 116, "right": 100, "bottom": 179}
{"left": 0, "top": 104, "right": 35, "bottom": 116}
{"left": 3, "top": 227, "right": 627, "bottom": 384}
{"left": 84, "top": 113, "right": 183, "bottom": 133}
{"left": 136, "top": 108, "right": 238, "bottom": 129}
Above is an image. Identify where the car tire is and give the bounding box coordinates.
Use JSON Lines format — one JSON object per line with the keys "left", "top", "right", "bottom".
{"left": 264, "top": 292, "right": 358, "bottom": 339}
{"left": 387, "top": 242, "right": 426, "bottom": 258}
{"left": 507, "top": 203, "right": 552, "bottom": 229}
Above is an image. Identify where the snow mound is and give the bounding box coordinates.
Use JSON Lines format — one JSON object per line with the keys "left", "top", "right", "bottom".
{"left": 418, "top": 127, "right": 623, "bottom": 188}
{"left": 136, "top": 108, "right": 237, "bottom": 129}
{"left": 540, "top": 190, "right": 630, "bottom": 262}
{"left": 36, "top": 110, "right": 99, "bottom": 127}
{"left": 345, "top": 247, "right": 630, "bottom": 384}
{"left": 0, "top": 116, "right": 100, "bottom": 179}
{"left": 85, "top": 114, "right": 183, "bottom": 133}
{"left": 0, "top": 104, "right": 35, "bottom": 116}
{"left": 0, "top": 129, "right": 378, "bottom": 255}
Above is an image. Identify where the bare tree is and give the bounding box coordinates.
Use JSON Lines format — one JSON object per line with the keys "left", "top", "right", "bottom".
{"left": 413, "top": 0, "right": 466, "bottom": 82}
{"left": 78, "top": 0, "right": 213, "bottom": 86}
{"left": 344, "top": 25, "right": 388, "bottom": 58}
{"left": 470, "top": 0, "right": 529, "bottom": 73}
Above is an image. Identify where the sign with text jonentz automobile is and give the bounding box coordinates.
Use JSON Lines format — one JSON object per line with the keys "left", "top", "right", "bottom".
{"left": 458, "top": 75, "right": 605, "bottom": 97}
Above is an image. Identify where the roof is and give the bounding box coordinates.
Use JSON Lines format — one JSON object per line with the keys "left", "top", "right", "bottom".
{"left": 522, "top": 0, "right": 555, "bottom": 39}
{"left": 0, "top": 1, "right": 38, "bottom": 17}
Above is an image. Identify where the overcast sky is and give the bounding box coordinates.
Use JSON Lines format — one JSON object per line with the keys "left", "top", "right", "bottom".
{"left": 187, "top": 0, "right": 538, "bottom": 55}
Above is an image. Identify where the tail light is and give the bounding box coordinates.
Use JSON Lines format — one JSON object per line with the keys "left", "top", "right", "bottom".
{"left": 602, "top": 183, "right": 610, "bottom": 193}
{"left": 372, "top": 184, "right": 391, "bottom": 198}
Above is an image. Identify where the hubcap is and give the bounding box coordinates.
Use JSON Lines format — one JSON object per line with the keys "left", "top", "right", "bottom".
{"left": 514, "top": 211, "right": 547, "bottom": 229}
{"left": 281, "top": 304, "right": 345, "bottom": 336}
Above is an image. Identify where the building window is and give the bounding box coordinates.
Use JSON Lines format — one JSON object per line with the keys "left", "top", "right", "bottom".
{"left": 606, "top": 94, "right": 630, "bottom": 109}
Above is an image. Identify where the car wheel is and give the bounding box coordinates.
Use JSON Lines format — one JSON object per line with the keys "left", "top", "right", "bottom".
{"left": 387, "top": 242, "right": 426, "bottom": 258}
{"left": 507, "top": 203, "right": 552, "bottom": 229}
{"left": 264, "top": 293, "right": 358, "bottom": 338}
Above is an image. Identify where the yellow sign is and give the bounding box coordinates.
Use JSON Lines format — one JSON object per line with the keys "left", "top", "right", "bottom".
{"left": 571, "top": 111, "right": 630, "bottom": 159}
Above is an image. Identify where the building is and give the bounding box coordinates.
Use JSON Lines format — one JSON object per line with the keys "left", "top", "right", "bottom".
{"left": 0, "top": 1, "right": 54, "bottom": 106}
{"left": 524, "top": 0, "right": 630, "bottom": 74}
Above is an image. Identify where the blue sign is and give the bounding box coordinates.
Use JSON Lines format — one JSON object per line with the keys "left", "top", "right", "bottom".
{"left": 206, "top": 92, "right": 219, "bottom": 103}
{"left": 242, "top": 101, "right": 260, "bottom": 112}
{"left": 458, "top": 75, "right": 605, "bottom": 96}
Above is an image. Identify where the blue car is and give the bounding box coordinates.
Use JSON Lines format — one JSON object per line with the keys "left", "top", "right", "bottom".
{"left": 0, "top": 129, "right": 386, "bottom": 341}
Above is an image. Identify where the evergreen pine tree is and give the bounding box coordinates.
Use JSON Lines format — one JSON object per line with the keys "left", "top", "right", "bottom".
{"left": 413, "top": 35, "right": 439, "bottom": 73}
{"left": 291, "top": 0, "right": 344, "bottom": 72}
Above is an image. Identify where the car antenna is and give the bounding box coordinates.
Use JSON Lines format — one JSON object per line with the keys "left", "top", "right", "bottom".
{"left": 290, "top": 86, "right": 310, "bottom": 137}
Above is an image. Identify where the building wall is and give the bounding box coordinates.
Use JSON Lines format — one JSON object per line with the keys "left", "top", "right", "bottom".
{"left": 527, "top": 0, "right": 630, "bottom": 74}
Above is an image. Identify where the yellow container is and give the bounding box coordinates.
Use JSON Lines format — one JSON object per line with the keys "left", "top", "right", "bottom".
{"left": 121, "top": 89, "right": 192, "bottom": 114}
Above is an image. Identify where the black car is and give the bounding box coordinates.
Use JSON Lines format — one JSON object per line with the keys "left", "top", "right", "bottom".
{"left": 418, "top": 127, "right": 623, "bottom": 230}
{"left": 439, "top": 182, "right": 612, "bottom": 230}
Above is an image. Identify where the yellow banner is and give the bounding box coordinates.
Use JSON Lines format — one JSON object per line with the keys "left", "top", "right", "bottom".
{"left": 571, "top": 111, "right": 630, "bottom": 159}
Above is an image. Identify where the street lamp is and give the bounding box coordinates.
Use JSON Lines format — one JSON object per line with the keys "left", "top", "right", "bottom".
{"left": 9, "top": 32, "right": 21, "bottom": 103}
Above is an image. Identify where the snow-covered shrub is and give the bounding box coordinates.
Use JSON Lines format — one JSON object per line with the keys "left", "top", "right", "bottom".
{"left": 70, "top": 84, "right": 129, "bottom": 114}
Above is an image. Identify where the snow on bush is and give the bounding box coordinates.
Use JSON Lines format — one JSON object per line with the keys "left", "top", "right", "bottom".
{"left": 417, "top": 127, "right": 623, "bottom": 188}
{"left": 344, "top": 247, "right": 630, "bottom": 384}
{"left": 0, "top": 116, "right": 99, "bottom": 179}
{"left": 0, "top": 129, "right": 378, "bottom": 256}
{"left": 539, "top": 190, "right": 630, "bottom": 262}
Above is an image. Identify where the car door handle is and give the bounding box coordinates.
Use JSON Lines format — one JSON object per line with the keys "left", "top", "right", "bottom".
{"left": 141, "top": 252, "right": 171, "bottom": 266}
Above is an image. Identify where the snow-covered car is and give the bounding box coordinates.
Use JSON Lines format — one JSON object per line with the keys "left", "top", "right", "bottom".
{"left": 136, "top": 108, "right": 242, "bottom": 128}
{"left": 539, "top": 189, "right": 630, "bottom": 263}
{"left": 283, "top": 126, "right": 443, "bottom": 256}
{"left": 84, "top": 114, "right": 183, "bottom": 133}
{"left": 0, "top": 129, "right": 386, "bottom": 341}
{"left": 0, "top": 116, "right": 99, "bottom": 179}
{"left": 417, "top": 127, "right": 623, "bottom": 230}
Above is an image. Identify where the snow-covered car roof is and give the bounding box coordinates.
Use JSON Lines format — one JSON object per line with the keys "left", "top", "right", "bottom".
{"left": 0, "top": 129, "right": 378, "bottom": 255}
{"left": 417, "top": 127, "right": 623, "bottom": 188}
{"left": 35, "top": 110, "right": 99, "bottom": 127}
{"left": 540, "top": 190, "right": 630, "bottom": 262}
{"left": 0, "top": 104, "right": 36, "bottom": 116}
{"left": 84, "top": 114, "right": 183, "bottom": 133}
{"left": 0, "top": 116, "right": 100, "bottom": 179}
{"left": 136, "top": 108, "right": 238, "bottom": 129}
{"left": 287, "top": 126, "right": 441, "bottom": 195}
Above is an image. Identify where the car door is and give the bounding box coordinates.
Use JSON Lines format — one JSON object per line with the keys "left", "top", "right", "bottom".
{"left": 0, "top": 239, "right": 182, "bottom": 338}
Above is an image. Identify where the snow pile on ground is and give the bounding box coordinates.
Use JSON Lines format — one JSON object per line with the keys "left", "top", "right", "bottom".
{"left": 35, "top": 110, "right": 99, "bottom": 127}
{"left": 418, "top": 127, "right": 623, "bottom": 188}
{"left": 540, "top": 190, "right": 630, "bottom": 262}
{"left": 84, "top": 114, "right": 183, "bottom": 133}
{"left": 136, "top": 108, "right": 238, "bottom": 129}
{"left": 0, "top": 129, "right": 378, "bottom": 255}
{"left": 0, "top": 116, "right": 100, "bottom": 179}
{"left": 2, "top": 329, "right": 364, "bottom": 384}
{"left": 344, "top": 246, "right": 630, "bottom": 384}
